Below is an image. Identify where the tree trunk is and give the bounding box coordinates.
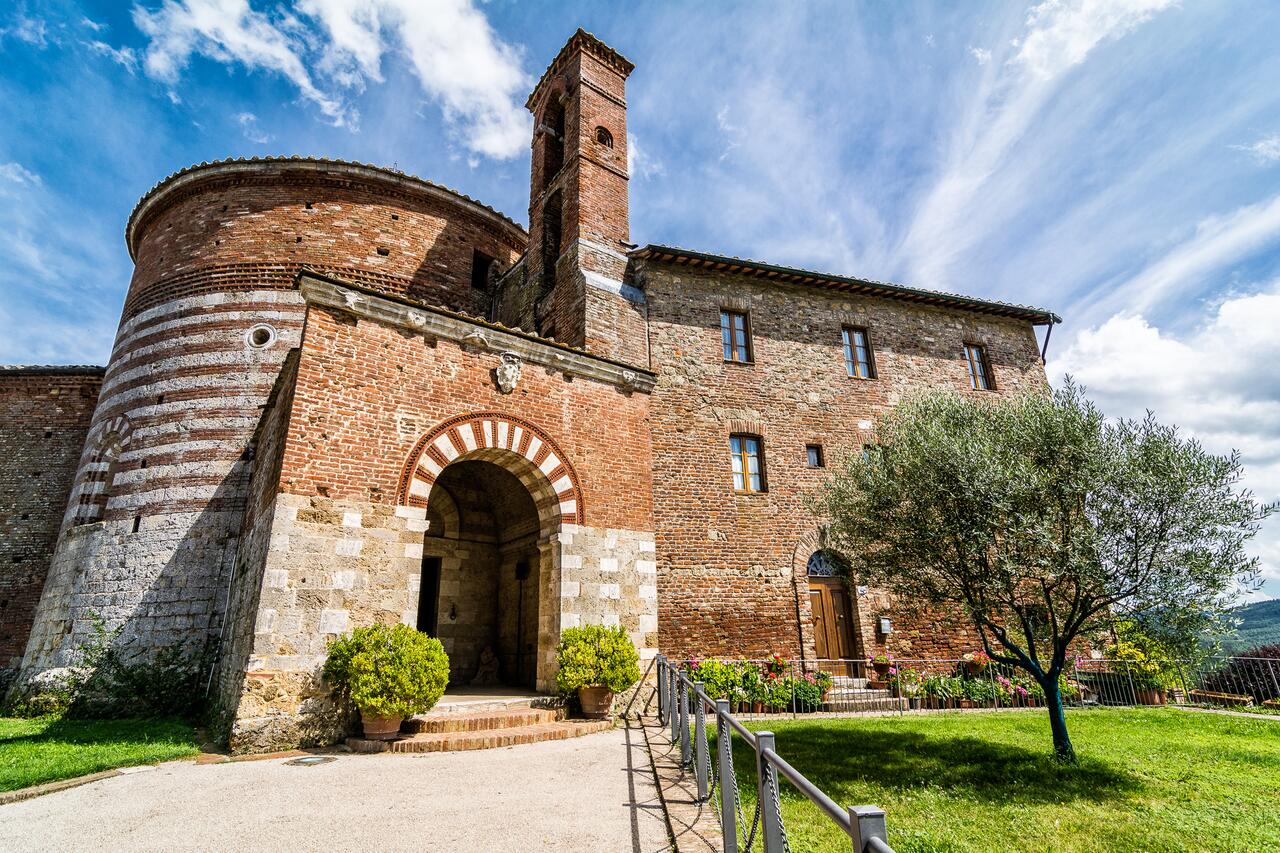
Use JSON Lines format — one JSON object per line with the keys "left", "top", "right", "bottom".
{"left": 1042, "top": 675, "right": 1077, "bottom": 763}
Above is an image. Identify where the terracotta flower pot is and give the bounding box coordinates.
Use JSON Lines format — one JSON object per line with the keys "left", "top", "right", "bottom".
{"left": 1135, "top": 688, "right": 1167, "bottom": 706}
{"left": 752, "top": 701, "right": 764, "bottom": 713}
{"left": 872, "top": 662, "right": 891, "bottom": 676}
{"left": 959, "top": 699, "right": 974, "bottom": 709}
{"left": 578, "top": 685, "right": 615, "bottom": 719}
{"left": 361, "top": 713, "right": 404, "bottom": 740}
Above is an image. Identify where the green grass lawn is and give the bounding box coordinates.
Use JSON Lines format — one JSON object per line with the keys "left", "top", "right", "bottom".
{"left": 0, "top": 717, "right": 200, "bottom": 792}
{"left": 715, "top": 708, "right": 1280, "bottom": 852}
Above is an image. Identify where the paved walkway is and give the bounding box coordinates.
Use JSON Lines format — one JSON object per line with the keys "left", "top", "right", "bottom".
{"left": 0, "top": 723, "right": 671, "bottom": 852}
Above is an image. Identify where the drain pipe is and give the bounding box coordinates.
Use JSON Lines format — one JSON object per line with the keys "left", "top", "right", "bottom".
{"left": 1040, "top": 318, "right": 1057, "bottom": 365}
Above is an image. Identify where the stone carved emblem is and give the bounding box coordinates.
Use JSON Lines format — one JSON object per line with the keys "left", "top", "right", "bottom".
{"left": 461, "top": 329, "right": 490, "bottom": 352}
{"left": 495, "top": 351, "right": 522, "bottom": 394}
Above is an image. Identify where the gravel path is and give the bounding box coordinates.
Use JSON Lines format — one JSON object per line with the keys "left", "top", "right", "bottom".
{"left": 0, "top": 723, "right": 671, "bottom": 852}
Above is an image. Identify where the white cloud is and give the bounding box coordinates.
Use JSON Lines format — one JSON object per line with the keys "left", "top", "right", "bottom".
{"left": 716, "top": 105, "right": 744, "bottom": 162}
{"left": 901, "top": 0, "right": 1177, "bottom": 287}
{"left": 1012, "top": 0, "right": 1175, "bottom": 80}
{"left": 969, "top": 46, "right": 992, "bottom": 65}
{"left": 0, "top": 162, "right": 41, "bottom": 187}
{"left": 81, "top": 17, "right": 108, "bottom": 32}
{"left": 130, "top": 0, "right": 530, "bottom": 158}
{"left": 1050, "top": 286, "right": 1280, "bottom": 599}
{"left": 83, "top": 40, "right": 141, "bottom": 74}
{"left": 133, "top": 0, "right": 352, "bottom": 126}
{"left": 1078, "top": 193, "right": 1280, "bottom": 324}
{"left": 627, "top": 132, "right": 663, "bottom": 181}
{"left": 236, "top": 111, "right": 270, "bottom": 144}
{"left": 0, "top": 13, "right": 49, "bottom": 46}
{"left": 1234, "top": 133, "right": 1280, "bottom": 165}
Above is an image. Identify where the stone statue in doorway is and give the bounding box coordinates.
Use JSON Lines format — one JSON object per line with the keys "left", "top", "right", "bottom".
{"left": 473, "top": 646, "right": 501, "bottom": 686}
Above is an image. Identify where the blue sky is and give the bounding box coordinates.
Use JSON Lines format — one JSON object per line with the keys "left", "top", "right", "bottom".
{"left": 2, "top": 1, "right": 1279, "bottom": 598}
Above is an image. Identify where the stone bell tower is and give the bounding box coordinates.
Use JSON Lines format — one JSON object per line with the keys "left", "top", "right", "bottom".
{"left": 524, "top": 30, "right": 647, "bottom": 365}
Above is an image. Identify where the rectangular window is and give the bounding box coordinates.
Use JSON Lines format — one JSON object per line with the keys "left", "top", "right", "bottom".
{"left": 721, "top": 310, "right": 753, "bottom": 363}
{"left": 964, "top": 343, "right": 995, "bottom": 391}
{"left": 470, "top": 249, "right": 495, "bottom": 291}
{"left": 806, "top": 444, "right": 825, "bottom": 468}
{"left": 729, "top": 434, "right": 764, "bottom": 493}
{"left": 842, "top": 327, "right": 875, "bottom": 379}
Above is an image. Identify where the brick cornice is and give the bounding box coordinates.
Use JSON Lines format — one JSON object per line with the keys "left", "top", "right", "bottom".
{"left": 298, "top": 272, "right": 656, "bottom": 394}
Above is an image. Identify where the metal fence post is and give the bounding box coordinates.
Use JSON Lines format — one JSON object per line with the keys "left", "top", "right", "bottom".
{"left": 716, "top": 699, "right": 737, "bottom": 853}
{"left": 679, "top": 679, "right": 692, "bottom": 768}
{"left": 848, "top": 805, "right": 887, "bottom": 852}
{"left": 670, "top": 666, "right": 680, "bottom": 744}
{"left": 660, "top": 653, "right": 670, "bottom": 722}
{"left": 694, "top": 682, "right": 709, "bottom": 801}
{"left": 756, "top": 732, "right": 785, "bottom": 853}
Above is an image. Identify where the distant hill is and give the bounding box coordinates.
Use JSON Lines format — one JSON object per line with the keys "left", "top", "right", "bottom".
{"left": 1220, "top": 598, "right": 1280, "bottom": 654}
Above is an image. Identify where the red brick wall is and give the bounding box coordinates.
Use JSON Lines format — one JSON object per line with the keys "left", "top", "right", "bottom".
{"left": 0, "top": 369, "right": 102, "bottom": 675}
{"left": 127, "top": 162, "right": 526, "bottom": 322}
{"left": 641, "top": 262, "right": 1049, "bottom": 663}
{"left": 277, "top": 302, "right": 654, "bottom": 534}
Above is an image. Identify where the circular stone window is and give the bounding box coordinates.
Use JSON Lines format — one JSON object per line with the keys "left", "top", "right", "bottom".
{"left": 246, "top": 324, "right": 277, "bottom": 349}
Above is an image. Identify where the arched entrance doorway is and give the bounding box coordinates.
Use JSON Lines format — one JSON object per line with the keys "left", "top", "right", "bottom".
{"left": 420, "top": 460, "right": 541, "bottom": 689}
{"left": 398, "top": 413, "right": 585, "bottom": 694}
{"left": 807, "top": 549, "right": 862, "bottom": 677}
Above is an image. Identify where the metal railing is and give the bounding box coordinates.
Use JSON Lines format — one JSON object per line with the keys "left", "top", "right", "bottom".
{"left": 656, "top": 654, "right": 895, "bottom": 853}
{"left": 662, "top": 655, "right": 1280, "bottom": 717}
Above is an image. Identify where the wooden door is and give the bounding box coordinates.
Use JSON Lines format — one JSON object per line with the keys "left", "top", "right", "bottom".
{"left": 809, "top": 579, "right": 858, "bottom": 676}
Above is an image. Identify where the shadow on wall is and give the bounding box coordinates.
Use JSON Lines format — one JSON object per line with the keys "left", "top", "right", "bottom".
{"left": 8, "top": 460, "right": 251, "bottom": 717}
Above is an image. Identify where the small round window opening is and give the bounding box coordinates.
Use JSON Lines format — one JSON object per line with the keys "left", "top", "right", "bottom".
{"left": 247, "top": 324, "right": 277, "bottom": 349}
{"left": 595, "top": 126, "right": 613, "bottom": 148}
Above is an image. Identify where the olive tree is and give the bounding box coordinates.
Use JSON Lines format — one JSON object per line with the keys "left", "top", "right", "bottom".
{"left": 814, "top": 382, "right": 1273, "bottom": 762}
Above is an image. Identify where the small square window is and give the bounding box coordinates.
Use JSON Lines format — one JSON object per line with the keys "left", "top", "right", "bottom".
{"left": 806, "top": 445, "right": 825, "bottom": 468}
{"left": 964, "top": 343, "right": 995, "bottom": 391}
{"left": 843, "top": 327, "right": 876, "bottom": 379}
{"left": 729, "top": 434, "right": 765, "bottom": 493}
{"left": 721, "top": 310, "right": 753, "bottom": 363}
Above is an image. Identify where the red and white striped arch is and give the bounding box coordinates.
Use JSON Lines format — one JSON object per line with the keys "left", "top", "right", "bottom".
{"left": 397, "top": 412, "right": 583, "bottom": 527}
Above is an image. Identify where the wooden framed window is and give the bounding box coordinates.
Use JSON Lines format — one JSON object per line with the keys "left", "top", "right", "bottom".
{"left": 842, "top": 327, "right": 875, "bottom": 379}
{"left": 806, "top": 444, "right": 825, "bottom": 468}
{"left": 721, "top": 310, "right": 753, "bottom": 363}
{"left": 964, "top": 343, "right": 995, "bottom": 391}
{"left": 729, "top": 434, "right": 765, "bottom": 493}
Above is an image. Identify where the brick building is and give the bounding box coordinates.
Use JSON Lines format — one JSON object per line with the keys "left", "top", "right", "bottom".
{"left": 3, "top": 30, "right": 1056, "bottom": 750}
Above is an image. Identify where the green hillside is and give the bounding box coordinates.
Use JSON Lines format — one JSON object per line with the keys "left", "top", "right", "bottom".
{"left": 1221, "top": 598, "right": 1280, "bottom": 654}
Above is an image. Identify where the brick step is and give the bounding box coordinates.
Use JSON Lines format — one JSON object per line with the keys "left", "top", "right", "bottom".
{"left": 400, "top": 707, "right": 565, "bottom": 735}
{"left": 421, "top": 695, "right": 565, "bottom": 716}
{"left": 347, "top": 719, "right": 612, "bottom": 754}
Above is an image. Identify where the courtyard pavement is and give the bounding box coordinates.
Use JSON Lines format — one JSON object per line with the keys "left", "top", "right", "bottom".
{"left": 0, "top": 722, "right": 672, "bottom": 852}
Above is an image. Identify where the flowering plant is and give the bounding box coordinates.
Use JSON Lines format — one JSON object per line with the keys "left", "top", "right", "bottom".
{"left": 763, "top": 654, "right": 789, "bottom": 679}
{"left": 961, "top": 651, "right": 991, "bottom": 671}
{"left": 869, "top": 653, "right": 894, "bottom": 667}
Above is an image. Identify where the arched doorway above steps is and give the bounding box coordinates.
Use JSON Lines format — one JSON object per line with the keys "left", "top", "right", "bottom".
{"left": 397, "top": 412, "right": 658, "bottom": 695}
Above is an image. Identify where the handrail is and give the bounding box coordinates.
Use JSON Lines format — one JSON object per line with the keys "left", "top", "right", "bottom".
{"left": 762, "top": 746, "right": 850, "bottom": 830}
{"left": 659, "top": 653, "right": 894, "bottom": 853}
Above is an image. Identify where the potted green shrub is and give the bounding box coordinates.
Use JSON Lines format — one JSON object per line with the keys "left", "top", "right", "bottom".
{"left": 324, "top": 623, "right": 450, "bottom": 739}
{"left": 555, "top": 624, "right": 641, "bottom": 719}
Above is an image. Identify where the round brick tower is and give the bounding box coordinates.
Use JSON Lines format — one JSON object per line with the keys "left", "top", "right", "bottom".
{"left": 20, "top": 157, "right": 526, "bottom": 673}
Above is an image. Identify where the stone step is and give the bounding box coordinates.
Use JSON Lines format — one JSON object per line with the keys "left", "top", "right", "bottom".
{"left": 347, "top": 719, "right": 612, "bottom": 754}
{"left": 401, "top": 707, "right": 565, "bottom": 735}
{"left": 825, "top": 688, "right": 892, "bottom": 699}
{"left": 421, "top": 695, "right": 565, "bottom": 716}
{"left": 820, "top": 697, "right": 907, "bottom": 712}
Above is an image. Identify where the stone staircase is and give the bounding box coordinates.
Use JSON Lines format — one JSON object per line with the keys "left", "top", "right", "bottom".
{"left": 821, "top": 676, "right": 906, "bottom": 712}
{"left": 345, "top": 697, "right": 612, "bottom": 753}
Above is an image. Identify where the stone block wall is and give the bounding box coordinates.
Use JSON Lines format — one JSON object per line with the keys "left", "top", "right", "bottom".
{"left": 0, "top": 368, "right": 102, "bottom": 683}
{"left": 639, "top": 261, "right": 1050, "bottom": 664}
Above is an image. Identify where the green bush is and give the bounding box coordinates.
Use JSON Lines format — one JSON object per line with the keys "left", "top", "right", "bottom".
{"left": 324, "top": 623, "right": 449, "bottom": 719}
{"left": 555, "top": 624, "right": 641, "bottom": 693}
{"left": 4, "top": 617, "right": 209, "bottom": 720}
